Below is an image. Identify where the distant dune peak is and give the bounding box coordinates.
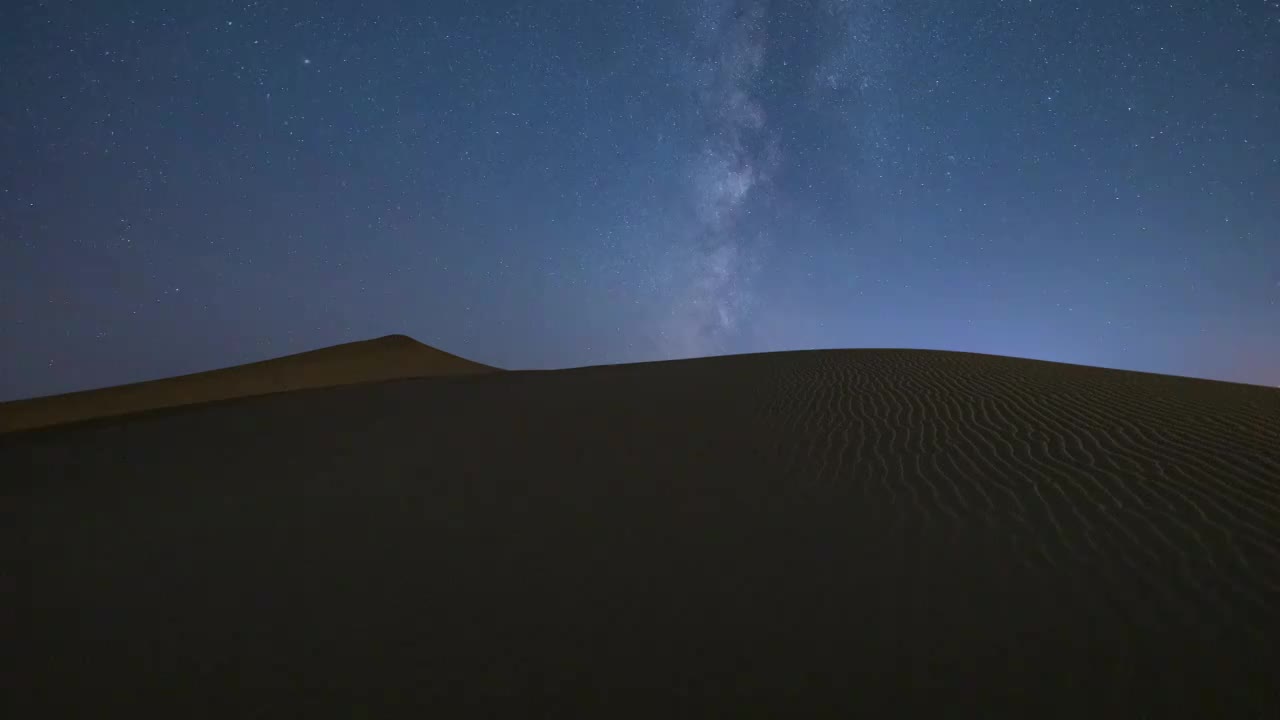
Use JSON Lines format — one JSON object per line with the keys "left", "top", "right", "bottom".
{"left": 376, "top": 333, "right": 421, "bottom": 344}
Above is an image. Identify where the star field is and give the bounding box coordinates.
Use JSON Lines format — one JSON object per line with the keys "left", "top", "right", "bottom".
{"left": 2, "top": 0, "right": 1278, "bottom": 400}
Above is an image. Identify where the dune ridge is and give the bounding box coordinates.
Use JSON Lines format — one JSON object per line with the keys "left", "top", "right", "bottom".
{"left": 6, "top": 345, "right": 1280, "bottom": 715}
{"left": 0, "top": 334, "right": 495, "bottom": 433}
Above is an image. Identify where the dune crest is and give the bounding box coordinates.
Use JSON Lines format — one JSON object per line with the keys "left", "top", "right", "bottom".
{"left": 0, "top": 334, "right": 496, "bottom": 433}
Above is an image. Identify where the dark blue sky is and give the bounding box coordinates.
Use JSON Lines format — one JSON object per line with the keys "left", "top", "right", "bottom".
{"left": 3, "top": 0, "right": 1278, "bottom": 400}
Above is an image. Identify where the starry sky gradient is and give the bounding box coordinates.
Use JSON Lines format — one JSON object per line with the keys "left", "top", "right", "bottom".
{"left": 2, "top": 0, "right": 1278, "bottom": 400}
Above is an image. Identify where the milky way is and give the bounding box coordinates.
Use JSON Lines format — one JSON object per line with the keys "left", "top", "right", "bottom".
{"left": 662, "top": 0, "right": 779, "bottom": 358}
{"left": 2, "top": 0, "right": 1278, "bottom": 397}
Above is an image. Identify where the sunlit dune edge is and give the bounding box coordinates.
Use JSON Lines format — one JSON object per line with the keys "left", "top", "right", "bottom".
{"left": 0, "top": 334, "right": 496, "bottom": 433}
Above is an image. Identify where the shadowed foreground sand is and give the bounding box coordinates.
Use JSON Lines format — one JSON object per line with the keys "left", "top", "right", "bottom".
{"left": 0, "top": 334, "right": 495, "bottom": 433}
{"left": 6, "top": 343, "right": 1280, "bottom": 716}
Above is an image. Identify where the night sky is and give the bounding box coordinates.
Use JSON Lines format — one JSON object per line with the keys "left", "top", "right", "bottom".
{"left": 3, "top": 0, "right": 1278, "bottom": 401}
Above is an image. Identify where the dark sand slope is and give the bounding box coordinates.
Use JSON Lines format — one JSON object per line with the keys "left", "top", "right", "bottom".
{"left": 7, "top": 349, "right": 1280, "bottom": 716}
{"left": 0, "top": 334, "right": 494, "bottom": 433}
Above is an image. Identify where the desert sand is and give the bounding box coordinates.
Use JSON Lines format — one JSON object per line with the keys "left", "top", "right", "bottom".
{"left": 6, "top": 340, "right": 1280, "bottom": 716}
{"left": 0, "top": 334, "right": 494, "bottom": 433}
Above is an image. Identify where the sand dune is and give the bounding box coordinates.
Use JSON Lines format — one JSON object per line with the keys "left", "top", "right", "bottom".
{"left": 6, "top": 343, "right": 1280, "bottom": 716}
{"left": 0, "top": 334, "right": 494, "bottom": 433}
